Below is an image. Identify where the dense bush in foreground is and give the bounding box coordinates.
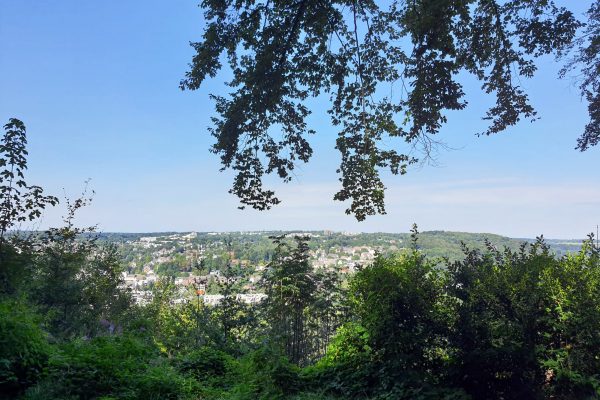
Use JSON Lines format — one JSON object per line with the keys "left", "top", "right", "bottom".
{"left": 0, "top": 299, "right": 50, "bottom": 398}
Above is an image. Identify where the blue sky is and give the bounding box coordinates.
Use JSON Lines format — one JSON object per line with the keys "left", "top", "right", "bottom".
{"left": 0, "top": 0, "right": 598, "bottom": 238}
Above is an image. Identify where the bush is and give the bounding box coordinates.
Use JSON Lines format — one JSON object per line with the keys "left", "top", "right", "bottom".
{"left": 175, "top": 346, "right": 238, "bottom": 382}
{"left": 173, "top": 346, "right": 240, "bottom": 398}
{"left": 25, "top": 335, "right": 197, "bottom": 400}
{"left": 230, "top": 346, "right": 302, "bottom": 400}
{"left": 0, "top": 299, "right": 49, "bottom": 397}
{"left": 448, "top": 238, "right": 600, "bottom": 399}
{"left": 304, "top": 322, "right": 375, "bottom": 397}
{"left": 130, "top": 361, "right": 198, "bottom": 400}
{"left": 348, "top": 251, "right": 453, "bottom": 385}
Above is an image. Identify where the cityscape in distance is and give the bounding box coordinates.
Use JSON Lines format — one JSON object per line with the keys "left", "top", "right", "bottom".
{"left": 102, "top": 230, "right": 584, "bottom": 305}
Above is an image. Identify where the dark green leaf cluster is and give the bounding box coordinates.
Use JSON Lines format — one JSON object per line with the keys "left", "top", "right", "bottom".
{"left": 183, "top": 1, "right": 587, "bottom": 220}
{"left": 0, "top": 299, "right": 50, "bottom": 398}
{"left": 23, "top": 336, "right": 200, "bottom": 400}
{"left": 308, "top": 235, "right": 600, "bottom": 399}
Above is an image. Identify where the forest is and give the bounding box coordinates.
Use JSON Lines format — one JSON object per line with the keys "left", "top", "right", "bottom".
{"left": 2, "top": 119, "right": 600, "bottom": 400}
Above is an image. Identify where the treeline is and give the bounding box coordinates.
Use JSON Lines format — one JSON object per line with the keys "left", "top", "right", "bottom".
{"left": 2, "top": 119, "right": 600, "bottom": 400}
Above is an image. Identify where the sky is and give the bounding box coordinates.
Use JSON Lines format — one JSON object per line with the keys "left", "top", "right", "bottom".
{"left": 0, "top": 0, "right": 598, "bottom": 238}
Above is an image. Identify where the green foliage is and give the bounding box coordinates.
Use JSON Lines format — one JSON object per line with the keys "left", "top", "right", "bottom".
{"left": 537, "top": 238, "right": 600, "bottom": 399}
{"left": 263, "top": 235, "right": 318, "bottom": 365}
{"left": 25, "top": 335, "right": 198, "bottom": 400}
{"left": 175, "top": 346, "right": 238, "bottom": 383}
{"left": 315, "top": 322, "right": 371, "bottom": 368}
{"left": 31, "top": 234, "right": 132, "bottom": 339}
{"left": 0, "top": 299, "right": 49, "bottom": 397}
{"left": 0, "top": 118, "right": 57, "bottom": 296}
{"left": 213, "top": 252, "right": 260, "bottom": 354}
{"left": 448, "top": 241, "right": 549, "bottom": 398}
{"left": 174, "top": 346, "right": 244, "bottom": 399}
{"left": 369, "top": 384, "right": 470, "bottom": 400}
{"left": 141, "top": 278, "right": 201, "bottom": 354}
{"left": 350, "top": 250, "right": 453, "bottom": 380}
{"left": 0, "top": 238, "right": 35, "bottom": 296}
{"left": 561, "top": 1, "right": 600, "bottom": 151}
{"left": 2, "top": 184, "right": 132, "bottom": 340}
{"left": 0, "top": 118, "right": 58, "bottom": 242}
{"left": 131, "top": 362, "right": 197, "bottom": 400}
{"left": 448, "top": 237, "right": 600, "bottom": 399}
{"left": 304, "top": 322, "right": 374, "bottom": 398}
{"left": 304, "top": 235, "right": 600, "bottom": 400}
{"left": 230, "top": 346, "right": 302, "bottom": 400}
{"left": 181, "top": 1, "right": 591, "bottom": 219}
{"left": 262, "top": 235, "right": 344, "bottom": 366}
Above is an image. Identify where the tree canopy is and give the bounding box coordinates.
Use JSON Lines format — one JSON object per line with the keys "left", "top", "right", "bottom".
{"left": 182, "top": 0, "right": 598, "bottom": 220}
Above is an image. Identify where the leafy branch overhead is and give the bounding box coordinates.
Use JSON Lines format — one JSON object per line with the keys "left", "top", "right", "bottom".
{"left": 182, "top": 0, "right": 596, "bottom": 221}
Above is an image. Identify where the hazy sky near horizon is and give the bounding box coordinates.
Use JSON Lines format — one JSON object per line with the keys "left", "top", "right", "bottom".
{"left": 1, "top": 0, "right": 598, "bottom": 239}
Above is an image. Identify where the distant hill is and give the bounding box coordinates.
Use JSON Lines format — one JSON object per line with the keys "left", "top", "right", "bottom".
{"left": 95, "top": 230, "right": 583, "bottom": 264}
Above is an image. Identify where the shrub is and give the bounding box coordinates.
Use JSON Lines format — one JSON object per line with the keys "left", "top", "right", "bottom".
{"left": 0, "top": 299, "right": 49, "bottom": 397}
{"left": 304, "top": 322, "right": 375, "bottom": 398}
{"left": 349, "top": 252, "right": 453, "bottom": 381}
{"left": 175, "top": 346, "right": 238, "bottom": 383}
{"left": 130, "top": 361, "right": 198, "bottom": 400}
{"left": 230, "top": 346, "right": 302, "bottom": 400}
{"left": 173, "top": 346, "right": 240, "bottom": 398}
{"left": 25, "top": 335, "right": 197, "bottom": 400}
{"left": 448, "top": 238, "right": 600, "bottom": 400}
